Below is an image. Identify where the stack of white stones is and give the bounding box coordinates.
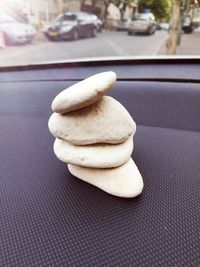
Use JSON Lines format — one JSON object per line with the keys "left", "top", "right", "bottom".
{"left": 48, "top": 72, "right": 144, "bottom": 198}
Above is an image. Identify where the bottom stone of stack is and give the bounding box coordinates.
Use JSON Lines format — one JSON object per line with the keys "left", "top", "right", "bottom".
{"left": 68, "top": 158, "right": 143, "bottom": 198}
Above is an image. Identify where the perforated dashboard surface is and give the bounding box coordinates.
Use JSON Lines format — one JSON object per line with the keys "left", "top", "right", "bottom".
{"left": 0, "top": 59, "right": 200, "bottom": 266}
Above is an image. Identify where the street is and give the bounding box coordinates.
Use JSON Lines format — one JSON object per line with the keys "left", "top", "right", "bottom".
{"left": 0, "top": 30, "right": 168, "bottom": 67}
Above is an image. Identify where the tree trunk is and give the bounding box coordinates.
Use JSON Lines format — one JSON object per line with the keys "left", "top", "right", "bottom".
{"left": 103, "top": 1, "right": 110, "bottom": 20}
{"left": 185, "top": 0, "right": 191, "bottom": 14}
{"left": 80, "top": 0, "right": 86, "bottom": 11}
{"left": 120, "top": 3, "right": 127, "bottom": 20}
{"left": 92, "top": 0, "right": 97, "bottom": 9}
{"left": 166, "top": 0, "right": 180, "bottom": 55}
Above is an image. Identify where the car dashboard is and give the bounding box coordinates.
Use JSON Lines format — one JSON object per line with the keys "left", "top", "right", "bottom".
{"left": 0, "top": 58, "right": 200, "bottom": 266}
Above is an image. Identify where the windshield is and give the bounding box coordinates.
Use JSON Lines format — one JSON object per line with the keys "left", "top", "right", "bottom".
{"left": 0, "top": 15, "right": 17, "bottom": 23}
{"left": 56, "top": 14, "right": 77, "bottom": 22}
{"left": 132, "top": 14, "right": 152, "bottom": 21}
{"left": 0, "top": 0, "right": 200, "bottom": 67}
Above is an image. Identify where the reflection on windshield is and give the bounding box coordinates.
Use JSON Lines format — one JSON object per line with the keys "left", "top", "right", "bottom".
{"left": 0, "top": 0, "right": 200, "bottom": 67}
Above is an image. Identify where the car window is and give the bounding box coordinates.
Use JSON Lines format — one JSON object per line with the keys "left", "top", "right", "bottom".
{"left": 0, "top": 15, "right": 17, "bottom": 23}
{"left": 132, "top": 13, "right": 155, "bottom": 21}
{"left": 0, "top": 0, "right": 200, "bottom": 67}
{"left": 77, "top": 13, "right": 90, "bottom": 21}
{"left": 132, "top": 14, "right": 148, "bottom": 20}
{"left": 58, "top": 14, "right": 77, "bottom": 22}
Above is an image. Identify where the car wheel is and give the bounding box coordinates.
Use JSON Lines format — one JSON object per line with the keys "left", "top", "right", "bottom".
{"left": 46, "top": 35, "right": 56, "bottom": 41}
{"left": 98, "top": 26, "right": 102, "bottom": 33}
{"left": 4, "top": 33, "right": 14, "bottom": 46}
{"left": 128, "top": 31, "right": 132, "bottom": 35}
{"left": 26, "top": 39, "right": 33, "bottom": 44}
{"left": 148, "top": 27, "right": 155, "bottom": 35}
{"left": 183, "top": 27, "right": 193, "bottom": 34}
{"left": 91, "top": 27, "right": 97, "bottom": 38}
{"left": 46, "top": 33, "right": 60, "bottom": 41}
{"left": 71, "top": 30, "right": 79, "bottom": 41}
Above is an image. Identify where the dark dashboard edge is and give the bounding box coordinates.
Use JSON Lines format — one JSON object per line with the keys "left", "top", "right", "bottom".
{"left": 1, "top": 78, "right": 200, "bottom": 84}
{"left": 0, "top": 57, "right": 200, "bottom": 73}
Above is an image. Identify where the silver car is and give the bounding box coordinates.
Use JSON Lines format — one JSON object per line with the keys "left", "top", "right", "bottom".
{"left": 0, "top": 15, "right": 36, "bottom": 45}
{"left": 128, "top": 13, "right": 157, "bottom": 35}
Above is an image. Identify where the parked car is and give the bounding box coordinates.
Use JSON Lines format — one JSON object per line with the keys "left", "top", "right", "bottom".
{"left": 44, "top": 12, "right": 99, "bottom": 41}
{"left": 0, "top": 15, "right": 36, "bottom": 45}
{"left": 160, "top": 23, "right": 170, "bottom": 31}
{"left": 182, "top": 15, "right": 193, "bottom": 33}
{"left": 70, "top": 12, "right": 103, "bottom": 32}
{"left": 117, "top": 18, "right": 131, "bottom": 31}
{"left": 88, "top": 14, "right": 103, "bottom": 32}
{"left": 128, "top": 13, "right": 157, "bottom": 35}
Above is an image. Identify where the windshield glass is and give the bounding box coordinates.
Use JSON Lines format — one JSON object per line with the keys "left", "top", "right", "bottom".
{"left": 56, "top": 14, "right": 77, "bottom": 22}
{"left": 132, "top": 14, "right": 151, "bottom": 20}
{"left": 0, "top": 14, "right": 17, "bottom": 23}
{"left": 0, "top": 0, "right": 200, "bottom": 67}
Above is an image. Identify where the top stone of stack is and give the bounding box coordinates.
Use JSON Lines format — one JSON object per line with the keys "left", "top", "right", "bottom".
{"left": 52, "top": 71, "right": 117, "bottom": 114}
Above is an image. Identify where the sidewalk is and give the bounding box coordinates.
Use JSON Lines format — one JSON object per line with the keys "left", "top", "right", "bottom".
{"left": 177, "top": 28, "right": 200, "bottom": 55}
{"left": 158, "top": 28, "right": 200, "bottom": 55}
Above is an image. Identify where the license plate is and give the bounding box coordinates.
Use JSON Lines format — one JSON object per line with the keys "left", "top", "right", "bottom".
{"left": 49, "top": 31, "right": 58, "bottom": 36}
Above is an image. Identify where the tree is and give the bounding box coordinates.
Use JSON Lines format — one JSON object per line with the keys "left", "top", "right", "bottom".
{"left": 114, "top": 0, "right": 138, "bottom": 19}
{"left": 80, "top": 0, "right": 112, "bottom": 19}
{"left": 102, "top": 0, "right": 112, "bottom": 19}
{"left": 166, "top": 0, "right": 180, "bottom": 55}
{"left": 138, "top": 0, "right": 171, "bottom": 21}
{"left": 166, "top": 0, "right": 200, "bottom": 55}
{"left": 80, "top": 0, "right": 138, "bottom": 20}
{"left": 185, "top": 0, "right": 200, "bottom": 13}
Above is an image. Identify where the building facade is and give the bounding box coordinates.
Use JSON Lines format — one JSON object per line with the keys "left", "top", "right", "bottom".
{"left": 1, "top": 0, "right": 138, "bottom": 29}
{"left": 24, "top": 0, "right": 81, "bottom": 27}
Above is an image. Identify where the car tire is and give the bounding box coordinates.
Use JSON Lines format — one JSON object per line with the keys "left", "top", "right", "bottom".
{"left": 183, "top": 27, "right": 193, "bottom": 34}
{"left": 46, "top": 33, "right": 60, "bottom": 41}
{"left": 91, "top": 27, "right": 97, "bottom": 38}
{"left": 71, "top": 29, "right": 79, "bottom": 41}
{"left": 98, "top": 27, "right": 102, "bottom": 33}
{"left": 128, "top": 31, "right": 132, "bottom": 35}
{"left": 4, "top": 33, "right": 14, "bottom": 46}
{"left": 46, "top": 35, "right": 56, "bottom": 41}
{"left": 148, "top": 27, "right": 155, "bottom": 35}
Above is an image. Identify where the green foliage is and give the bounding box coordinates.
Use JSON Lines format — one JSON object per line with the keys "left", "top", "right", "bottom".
{"left": 138, "top": 0, "right": 171, "bottom": 21}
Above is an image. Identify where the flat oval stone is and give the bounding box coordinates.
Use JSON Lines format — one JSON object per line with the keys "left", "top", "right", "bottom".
{"left": 52, "top": 71, "right": 117, "bottom": 113}
{"left": 54, "top": 135, "right": 133, "bottom": 168}
{"left": 68, "top": 158, "right": 144, "bottom": 198}
{"left": 48, "top": 96, "right": 136, "bottom": 145}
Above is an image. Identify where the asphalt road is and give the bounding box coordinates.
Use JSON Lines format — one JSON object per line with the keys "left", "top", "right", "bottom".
{"left": 0, "top": 30, "right": 168, "bottom": 67}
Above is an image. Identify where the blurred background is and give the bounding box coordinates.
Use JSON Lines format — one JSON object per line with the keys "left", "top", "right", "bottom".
{"left": 0, "top": 0, "right": 200, "bottom": 66}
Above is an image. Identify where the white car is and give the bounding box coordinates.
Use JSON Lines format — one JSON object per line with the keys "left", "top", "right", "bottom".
{"left": 128, "top": 13, "right": 157, "bottom": 35}
{"left": 0, "top": 15, "right": 36, "bottom": 45}
{"left": 160, "top": 23, "right": 170, "bottom": 31}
